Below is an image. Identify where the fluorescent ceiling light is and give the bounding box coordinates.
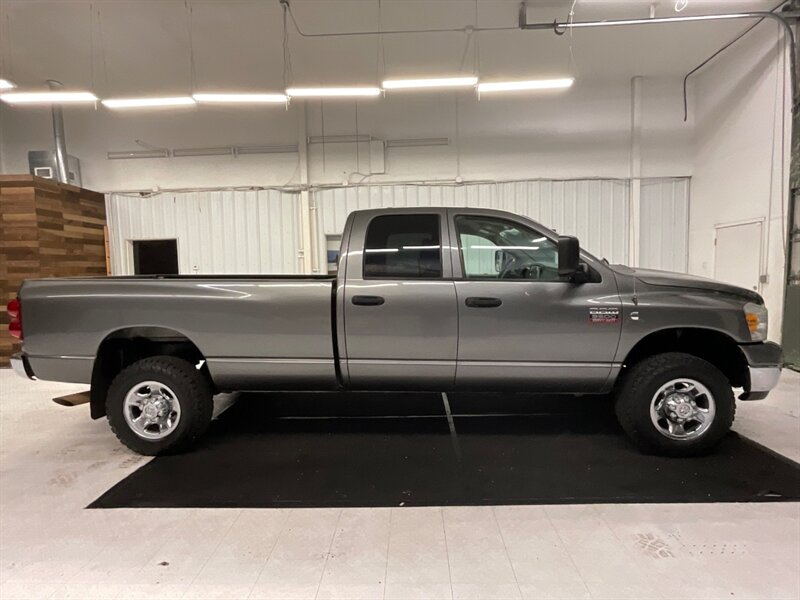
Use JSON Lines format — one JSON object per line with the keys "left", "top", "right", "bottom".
{"left": 173, "top": 146, "right": 234, "bottom": 157}
{"left": 0, "top": 79, "right": 16, "bottom": 90}
{"left": 308, "top": 134, "right": 372, "bottom": 144}
{"left": 382, "top": 76, "right": 478, "bottom": 90}
{"left": 193, "top": 93, "right": 287, "bottom": 103}
{"left": 286, "top": 87, "right": 381, "bottom": 98}
{"left": 236, "top": 144, "right": 298, "bottom": 155}
{"left": 477, "top": 78, "right": 574, "bottom": 93}
{"left": 102, "top": 96, "right": 195, "bottom": 108}
{"left": 108, "top": 149, "right": 170, "bottom": 160}
{"left": 386, "top": 137, "right": 449, "bottom": 148}
{"left": 0, "top": 91, "right": 98, "bottom": 104}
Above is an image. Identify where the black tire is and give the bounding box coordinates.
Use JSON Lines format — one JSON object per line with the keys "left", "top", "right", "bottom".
{"left": 615, "top": 352, "right": 735, "bottom": 457}
{"left": 106, "top": 356, "right": 213, "bottom": 455}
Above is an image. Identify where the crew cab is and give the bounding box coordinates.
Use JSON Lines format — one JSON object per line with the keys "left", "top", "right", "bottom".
{"left": 9, "top": 207, "right": 782, "bottom": 456}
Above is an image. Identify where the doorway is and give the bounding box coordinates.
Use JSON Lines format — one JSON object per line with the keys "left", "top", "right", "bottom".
{"left": 714, "top": 221, "right": 763, "bottom": 293}
{"left": 132, "top": 239, "right": 179, "bottom": 275}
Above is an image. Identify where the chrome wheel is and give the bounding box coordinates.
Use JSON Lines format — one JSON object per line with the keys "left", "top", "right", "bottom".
{"left": 123, "top": 381, "right": 181, "bottom": 440}
{"left": 649, "top": 378, "right": 716, "bottom": 441}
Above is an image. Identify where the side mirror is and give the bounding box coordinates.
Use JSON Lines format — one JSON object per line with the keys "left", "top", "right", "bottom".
{"left": 557, "top": 235, "right": 581, "bottom": 276}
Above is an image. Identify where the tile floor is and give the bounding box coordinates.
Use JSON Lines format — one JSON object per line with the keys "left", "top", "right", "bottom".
{"left": 0, "top": 368, "right": 798, "bottom": 600}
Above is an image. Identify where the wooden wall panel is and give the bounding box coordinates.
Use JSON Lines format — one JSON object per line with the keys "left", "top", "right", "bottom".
{"left": 0, "top": 175, "right": 106, "bottom": 366}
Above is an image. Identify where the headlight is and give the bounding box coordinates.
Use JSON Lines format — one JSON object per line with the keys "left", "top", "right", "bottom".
{"left": 744, "top": 302, "right": 768, "bottom": 341}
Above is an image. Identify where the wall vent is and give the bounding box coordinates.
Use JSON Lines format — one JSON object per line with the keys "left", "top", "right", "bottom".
{"left": 28, "top": 150, "right": 82, "bottom": 186}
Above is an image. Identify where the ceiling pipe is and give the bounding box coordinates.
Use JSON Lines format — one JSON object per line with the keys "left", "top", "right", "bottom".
{"left": 283, "top": 0, "right": 797, "bottom": 114}
{"left": 517, "top": 2, "right": 798, "bottom": 114}
{"left": 681, "top": 1, "right": 789, "bottom": 121}
{"left": 280, "top": 0, "right": 516, "bottom": 37}
{"left": 46, "top": 79, "right": 70, "bottom": 184}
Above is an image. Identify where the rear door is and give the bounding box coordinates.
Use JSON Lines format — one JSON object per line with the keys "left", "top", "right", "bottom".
{"left": 449, "top": 209, "right": 622, "bottom": 392}
{"left": 342, "top": 209, "right": 458, "bottom": 389}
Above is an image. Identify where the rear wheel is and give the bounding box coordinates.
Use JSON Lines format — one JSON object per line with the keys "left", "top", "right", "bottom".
{"left": 106, "top": 356, "right": 213, "bottom": 455}
{"left": 615, "top": 352, "right": 735, "bottom": 456}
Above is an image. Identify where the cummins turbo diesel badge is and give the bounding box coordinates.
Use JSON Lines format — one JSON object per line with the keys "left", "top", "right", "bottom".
{"left": 589, "top": 307, "right": 620, "bottom": 324}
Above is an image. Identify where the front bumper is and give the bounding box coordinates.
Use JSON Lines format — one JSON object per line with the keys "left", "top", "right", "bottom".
{"left": 738, "top": 341, "right": 782, "bottom": 401}
{"left": 9, "top": 353, "right": 35, "bottom": 380}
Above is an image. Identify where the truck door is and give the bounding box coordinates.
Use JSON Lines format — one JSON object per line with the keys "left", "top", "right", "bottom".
{"left": 449, "top": 210, "right": 622, "bottom": 392}
{"left": 341, "top": 209, "right": 458, "bottom": 389}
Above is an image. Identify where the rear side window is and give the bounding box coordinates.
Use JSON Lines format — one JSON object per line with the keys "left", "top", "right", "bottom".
{"left": 363, "top": 214, "right": 442, "bottom": 279}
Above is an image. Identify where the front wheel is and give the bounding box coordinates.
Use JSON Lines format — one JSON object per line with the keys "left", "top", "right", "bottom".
{"left": 615, "top": 352, "right": 735, "bottom": 457}
{"left": 106, "top": 356, "right": 213, "bottom": 455}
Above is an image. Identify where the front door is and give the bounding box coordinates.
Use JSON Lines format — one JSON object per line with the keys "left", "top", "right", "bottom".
{"left": 449, "top": 210, "right": 622, "bottom": 392}
{"left": 342, "top": 210, "right": 458, "bottom": 389}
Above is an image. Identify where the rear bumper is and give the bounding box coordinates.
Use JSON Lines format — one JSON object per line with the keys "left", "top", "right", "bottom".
{"left": 738, "top": 342, "right": 782, "bottom": 401}
{"left": 9, "top": 353, "right": 36, "bottom": 380}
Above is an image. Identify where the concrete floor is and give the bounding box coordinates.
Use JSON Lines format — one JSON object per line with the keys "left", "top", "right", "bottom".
{"left": 0, "top": 368, "right": 798, "bottom": 600}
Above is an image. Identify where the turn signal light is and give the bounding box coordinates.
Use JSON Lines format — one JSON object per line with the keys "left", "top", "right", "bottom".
{"left": 743, "top": 302, "right": 768, "bottom": 341}
{"left": 7, "top": 297, "right": 22, "bottom": 339}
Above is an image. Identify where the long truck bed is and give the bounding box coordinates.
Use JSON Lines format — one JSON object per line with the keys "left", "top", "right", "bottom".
{"left": 19, "top": 276, "right": 338, "bottom": 390}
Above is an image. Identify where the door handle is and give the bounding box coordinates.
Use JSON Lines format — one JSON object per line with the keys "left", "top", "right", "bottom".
{"left": 352, "top": 295, "right": 385, "bottom": 306}
{"left": 465, "top": 297, "right": 502, "bottom": 308}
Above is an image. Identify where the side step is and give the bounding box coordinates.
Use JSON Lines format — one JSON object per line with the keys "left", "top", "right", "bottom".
{"left": 52, "top": 391, "right": 91, "bottom": 407}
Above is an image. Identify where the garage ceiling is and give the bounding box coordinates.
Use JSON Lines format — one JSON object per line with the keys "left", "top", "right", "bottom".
{"left": 0, "top": 0, "right": 787, "bottom": 96}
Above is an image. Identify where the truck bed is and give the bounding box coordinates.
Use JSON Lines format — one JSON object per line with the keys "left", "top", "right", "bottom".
{"left": 19, "top": 276, "right": 338, "bottom": 389}
{"left": 43, "top": 274, "right": 337, "bottom": 280}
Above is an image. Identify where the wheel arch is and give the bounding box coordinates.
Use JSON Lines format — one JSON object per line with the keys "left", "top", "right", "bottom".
{"left": 90, "top": 326, "right": 212, "bottom": 420}
{"left": 620, "top": 327, "right": 749, "bottom": 389}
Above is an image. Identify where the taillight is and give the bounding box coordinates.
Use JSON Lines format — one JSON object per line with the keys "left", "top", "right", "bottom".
{"left": 8, "top": 320, "right": 22, "bottom": 339}
{"left": 7, "top": 298, "right": 19, "bottom": 319}
{"left": 7, "top": 298, "right": 22, "bottom": 340}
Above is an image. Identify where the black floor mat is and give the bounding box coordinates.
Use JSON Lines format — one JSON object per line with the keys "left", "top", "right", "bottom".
{"left": 89, "top": 392, "right": 800, "bottom": 508}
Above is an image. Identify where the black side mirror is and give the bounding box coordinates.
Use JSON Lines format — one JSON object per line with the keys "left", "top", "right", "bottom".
{"left": 557, "top": 235, "right": 581, "bottom": 276}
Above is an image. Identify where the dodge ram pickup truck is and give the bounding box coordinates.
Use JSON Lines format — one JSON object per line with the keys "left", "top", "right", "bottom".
{"left": 8, "top": 207, "right": 782, "bottom": 456}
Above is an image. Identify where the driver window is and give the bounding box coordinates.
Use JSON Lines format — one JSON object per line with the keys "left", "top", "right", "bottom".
{"left": 455, "top": 215, "right": 560, "bottom": 281}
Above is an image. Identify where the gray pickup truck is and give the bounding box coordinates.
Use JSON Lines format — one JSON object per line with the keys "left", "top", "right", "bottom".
{"left": 9, "top": 207, "right": 782, "bottom": 456}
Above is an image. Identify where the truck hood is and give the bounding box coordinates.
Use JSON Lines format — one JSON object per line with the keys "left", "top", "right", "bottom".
{"left": 609, "top": 265, "right": 763, "bottom": 304}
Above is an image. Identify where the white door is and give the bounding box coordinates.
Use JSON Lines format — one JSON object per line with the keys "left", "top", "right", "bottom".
{"left": 714, "top": 221, "right": 762, "bottom": 292}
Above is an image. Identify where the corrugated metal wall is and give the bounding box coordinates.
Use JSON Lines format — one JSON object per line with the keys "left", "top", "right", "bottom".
{"left": 106, "top": 178, "right": 689, "bottom": 276}
{"left": 640, "top": 178, "right": 690, "bottom": 272}
{"left": 107, "top": 190, "right": 299, "bottom": 275}
{"left": 315, "top": 180, "right": 632, "bottom": 265}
